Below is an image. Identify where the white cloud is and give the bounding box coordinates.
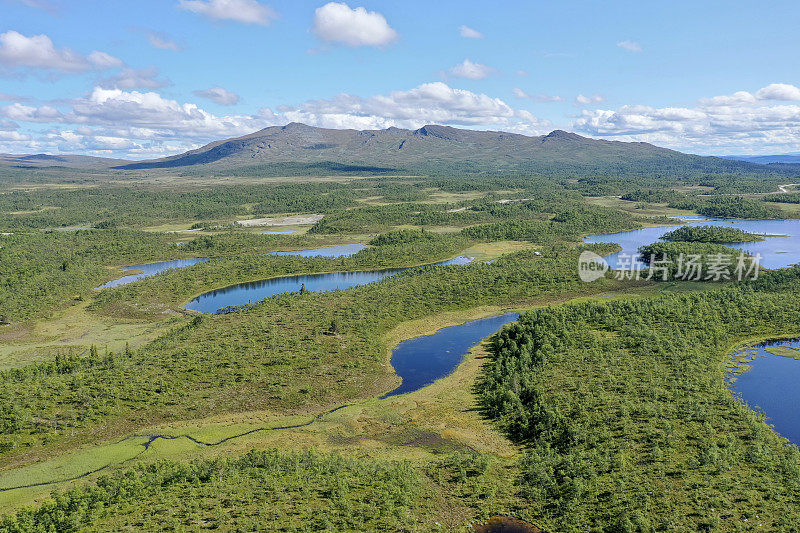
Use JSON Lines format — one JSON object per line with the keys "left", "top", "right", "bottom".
{"left": 450, "top": 59, "right": 495, "bottom": 80}
{"left": 0, "top": 118, "right": 19, "bottom": 131}
{"left": 513, "top": 88, "right": 564, "bottom": 102}
{"left": 279, "top": 82, "right": 549, "bottom": 133}
{"left": 572, "top": 83, "right": 800, "bottom": 153}
{"left": 312, "top": 2, "right": 398, "bottom": 47}
{"left": 0, "top": 30, "right": 116, "bottom": 73}
{"left": 2, "top": 102, "right": 63, "bottom": 122}
{"left": 194, "top": 86, "right": 240, "bottom": 105}
{"left": 146, "top": 32, "right": 182, "bottom": 51}
{"left": 755, "top": 83, "right": 800, "bottom": 101}
{"left": 178, "top": 0, "right": 277, "bottom": 25}
{"left": 4, "top": 83, "right": 551, "bottom": 157}
{"left": 575, "top": 94, "right": 605, "bottom": 106}
{"left": 99, "top": 67, "right": 171, "bottom": 90}
{"left": 459, "top": 25, "right": 483, "bottom": 39}
{"left": 617, "top": 40, "right": 642, "bottom": 52}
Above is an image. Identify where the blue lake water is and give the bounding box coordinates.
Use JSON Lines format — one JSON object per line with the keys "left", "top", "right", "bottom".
{"left": 584, "top": 217, "right": 800, "bottom": 269}
{"left": 96, "top": 257, "right": 209, "bottom": 288}
{"left": 185, "top": 255, "right": 473, "bottom": 313}
{"left": 97, "top": 244, "right": 368, "bottom": 288}
{"left": 730, "top": 339, "right": 800, "bottom": 446}
{"left": 260, "top": 230, "right": 297, "bottom": 235}
{"left": 268, "top": 243, "right": 366, "bottom": 257}
{"left": 382, "top": 312, "right": 520, "bottom": 398}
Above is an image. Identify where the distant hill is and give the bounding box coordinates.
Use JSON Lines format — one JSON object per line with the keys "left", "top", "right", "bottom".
{"left": 112, "top": 123, "right": 777, "bottom": 177}
{"left": 0, "top": 153, "right": 126, "bottom": 170}
{"left": 723, "top": 154, "right": 800, "bottom": 165}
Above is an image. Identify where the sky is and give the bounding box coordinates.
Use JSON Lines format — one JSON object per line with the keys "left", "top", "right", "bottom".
{"left": 1, "top": 0, "right": 800, "bottom": 159}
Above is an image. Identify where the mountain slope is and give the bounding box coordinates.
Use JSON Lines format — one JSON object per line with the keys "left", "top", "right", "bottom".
{"left": 114, "top": 123, "right": 772, "bottom": 176}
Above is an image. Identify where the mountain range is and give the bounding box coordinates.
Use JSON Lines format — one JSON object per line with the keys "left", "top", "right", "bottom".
{"left": 3, "top": 123, "right": 796, "bottom": 177}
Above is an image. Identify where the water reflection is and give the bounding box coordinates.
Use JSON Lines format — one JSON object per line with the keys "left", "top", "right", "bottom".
{"left": 185, "top": 255, "right": 473, "bottom": 313}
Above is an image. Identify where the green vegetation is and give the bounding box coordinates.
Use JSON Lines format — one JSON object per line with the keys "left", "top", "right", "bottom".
{"left": 637, "top": 241, "right": 759, "bottom": 281}
{"left": 698, "top": 196, "right": 783, "bottom": 219}
{"left": 661, "top": 225, "right": 765, "bottom": 243}
{"left": 0, "top": 245, "right": 622, "bottom": 463}
{"left": 479, "top": 269, "right": 800, "bottom": 531}
{"left": 0, "top": 450, "right": 422, "bottom": 532}
{"left": 2, "top": 164, "right": 800, "bottom": 531}
{"left": 765, "top": 192, "right": 800, "bottom": 204}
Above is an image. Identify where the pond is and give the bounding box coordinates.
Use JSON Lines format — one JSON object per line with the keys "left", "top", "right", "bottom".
{"left": 381, "top": 312, "right": 519, "bottom": 398}
{"left": 185, "top": 255, "right": 473, "bottom": 313}
{"left": 584, "top": 217, "right": 800, "bottom": 269}
{"left": 268, "top": 243, "right": 366, "bottom": 257}
{"left": 97, "top": 244, "right": 368, "bottom": 289}
{"left": 96, "top": 257, "right": 209, "bottom": 288}
{"left": 729, "top": 339, "right": 800, "bottom": 446}
{"left": 260, "top": 230, "right": 297, "bottom": 235}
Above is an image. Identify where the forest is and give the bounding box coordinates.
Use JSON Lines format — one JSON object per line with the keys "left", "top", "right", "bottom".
{"left": 480, "top": 268, "right": 800, "bottom": 530}
{"left": 0, "top": 168, "right": 799, "bottom": 531}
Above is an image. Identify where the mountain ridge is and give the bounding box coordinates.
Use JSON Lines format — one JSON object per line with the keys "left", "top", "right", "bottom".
{"left": 1, "top": 123, "right": 788, "bottom": 177}
{"left": 112, "top": 122, "right": 755, "bottom": 177}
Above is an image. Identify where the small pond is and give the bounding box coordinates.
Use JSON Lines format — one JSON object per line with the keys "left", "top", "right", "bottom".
{"left": 268, "top": 243, "right": 366, "bottom": 257}
{"left": 382, "top": 312, "right": 519, "bottom": 398}
{"left": 96, "top": 257, "right": 209, "bottom": 288}
{"left": 729, "top": 339, "right": 800, "bottom": 446}
{"left": 96, "top": 244, "right": 367, "bottom": 288}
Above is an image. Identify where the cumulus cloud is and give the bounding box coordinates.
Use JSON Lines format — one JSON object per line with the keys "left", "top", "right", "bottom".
{"left": 312, "top": 2, "right": 398, "bottom": 47}
{"left": 459, "top": 25, "right": 483, "bottom": 39}
{"left": 450, "top": 59, "right": 495, "bottom": 80}
{"left": 99, "top": 67, "right": 171, "bottom": 90}
{"left": 2, "top": 102, "right": 63, "bottom": 122}
{"left": 194, "top": 86, "right": 240, "bottom": 105}
{"left": 3, "top": 82, "right": 553, "bottom": 157}
{"left": 575, "top": 94, "right": 605, "bottom": 106}
{"left": 278, "top": 81, "right": 549, "bottom": 133}
{"left": 755, "top": 83, "right": 800, "bottom": 101}
{"left": 572, "top": 83, "right": 800, "bottom": 153}
{"left": 513, "top": 88, "right": 564, "bottom": 102}
{"left": 617, "top": 40, "right": 642, "bottom": 52}
{"left": 178, "top": 0, "right": 277, "bottom": 25}
{"left": 0, "top": 30, "right": 121, "bottom": 73}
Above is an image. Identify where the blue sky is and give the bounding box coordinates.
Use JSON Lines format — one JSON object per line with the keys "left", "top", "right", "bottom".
{"left": 1, "top": 0, "right": 800, "bottom": 158}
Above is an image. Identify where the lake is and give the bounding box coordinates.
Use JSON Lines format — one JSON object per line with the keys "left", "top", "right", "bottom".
{"left": 268, "top": 243, "right": 366, "bottom": 257}
{"left": 96, "top": 257, "right": 209, "bottom": 288}
{"left": 584, "top": 217, "right": 800, "bottom": 269}
{"left": 730, "top": 339, "right": 800, "bottom": 446}
{"left": 185, "top": 255, "right": 473, "bottom": 313}
{"left": 97, "top": 244, "right": 368, "bottom": 288}
{"left": 382, "top": 312, "right": 519, "bottom": 398}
